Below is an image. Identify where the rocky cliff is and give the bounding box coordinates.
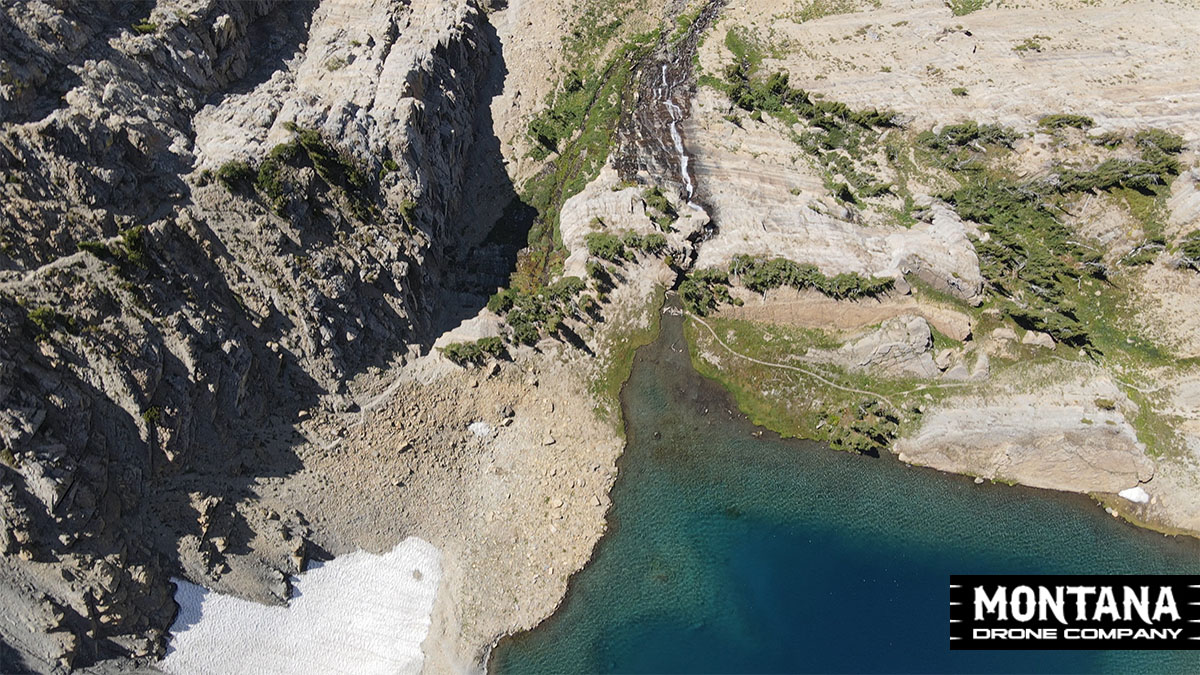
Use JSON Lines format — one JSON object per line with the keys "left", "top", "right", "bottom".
{"left": 0, "top": 0, "right": 503, "bottom": 669}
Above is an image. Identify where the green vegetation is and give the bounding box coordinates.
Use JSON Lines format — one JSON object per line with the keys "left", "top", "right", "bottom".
{"left": 76, "top": 225, "right": 149, "bottom": 271}
{"left": 684, "top": 316, "right": 932, "bottom": 454}
{"left": 1090, "top": 130, "right": 1125, "bottom": 147}
{"left": 945, "top": 176, "right": 1102, "bottom": 346}
{"left": 1135, "top": 128, "right": 1185, "bottom": 155}
{"left": 585, "top": 232, "right": 626, "bottom": 261}
{"left": 131, "top": 21, "right": 157, "bottom": 35}
{"left": 216, "top": 160, "right": 255, "bottom": 192}
{"left": 917, "top": 121, "right": 1018, "bottom": 155}
{"left": 914, "top": 114, "right": 1183, "bottom": 349}
{"left": 724, "top": 27, "right": 766, "bottom": 74}
{"left": 679, "top": 256, "right": 893, "bottom": 315}
{"left": 950, "top": 87, "right": 968, "bottom": 97}
{"left": 325, "top": 57, "right": 347, "bottom": 71}
{"left": 731, "top": 255, "right": 895, "bottom": 298}
{"left": 77, "top": 240, "right": 110, "bottom": 258}
{"left": 712, "top": 59, "right": 898, "bottom": 204}
{"left": 1179, "top": 230, "right": 1200, "bottom": 271}
{"left": 641, "top": 186, "right": 678, "bottom": 228}
{"left": 254, "top": 140, "right": 301, "bottom": 212}
{"left": 948, "top": 0, "right": 987, "bottom": 16}
{"left": 142, "top": 406, "right": 163, "bottom": 425}
{"left": 1013, "top": 36, "right": 1048, "bottom": 53}
{"left": 515, "top": 29, "right": 659, "bottom": 292}
{"left": 679, "top": 268, "right": 736, "bottom": 315}
{"left": 487, "top": 276, "right": 590, "bottom": 345}
{"left": 441, "top": 337, "right": 507, "bottom": 366}
{"left": 823, "top": 399, "right": 899, "bottom": 454}
{"left": 220, "top": 126, "right": 374, "bottom": 219}
{"left": 27, "top": 306, "right": 75, "bottom": 341}
{"left": 792, "top": 0, "right": 860, "bottom": 23}
{"left": 1055, "top": 153, "right": 1179, "bottom": 193}
{"left": 723, "top": 65, "right": 896, "bottom": 130}
{"left": 584, "top": 230, "right": 669, "bottom": 262}
{"left": 1038, "top": 114, "right": 1094, "bottom": 130}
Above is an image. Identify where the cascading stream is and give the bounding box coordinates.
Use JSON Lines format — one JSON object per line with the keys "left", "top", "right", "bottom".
{"left": 660, "top": 64, "right": 695, "bottom": 202}
{"left": 613, "top": 0, "right": 726, "bottom": 210}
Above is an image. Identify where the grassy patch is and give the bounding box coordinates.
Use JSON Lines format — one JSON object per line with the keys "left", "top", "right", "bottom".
{"left": 684, "top": 315, "right": 943, "bottom": 452}
{"left": 947, "top": 0, "right": 987, "bottom": 15}
{"left": 791, "top": 0, "right": 862, "bottom": 23}
{"left": 590, "top": 286, "right": 666, "bottom": 431}
{"left": 516, "top": 30, "right": 659, "bottom": 292}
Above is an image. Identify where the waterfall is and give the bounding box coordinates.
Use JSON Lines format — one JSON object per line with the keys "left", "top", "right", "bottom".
{"left": 660, "top": 65, "right": 695, "bottom": 202}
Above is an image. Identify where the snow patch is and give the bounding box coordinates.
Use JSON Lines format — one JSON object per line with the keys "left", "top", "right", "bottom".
{"left": 469, "top": 421, "right": 492, "bottom": 437}
{"left": 161, "top": 537, "right": 441, "bottom": 675}
{"left": 1118, "top": 486, "right": 1150, "bottom": 504}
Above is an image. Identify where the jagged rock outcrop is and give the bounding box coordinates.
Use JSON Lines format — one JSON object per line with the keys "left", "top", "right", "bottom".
{"left": 894, "top": 370, "right": 1156, "bottom": 494}
{"left": 0, "top": 0, "right": 501, "bottom": 670}
{"left": 802, "top": 314, "right": 940, "bottom": 378}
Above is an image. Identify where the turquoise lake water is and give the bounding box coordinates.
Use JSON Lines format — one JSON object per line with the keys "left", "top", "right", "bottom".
{"left": 490, "top": 304, "right": 1200, "bottom": 673}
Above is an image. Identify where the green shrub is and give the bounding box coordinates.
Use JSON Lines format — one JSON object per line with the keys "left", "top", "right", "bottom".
{"left": 1090, "top": 131, "right": 1124, "bottom": 147}
{"left": 216, "top": 160, "right": 255, "bottom": 192}
{"left": 1135, "top": 128, "right": 1184, "bottom": 155}
{"left": 487, "top": 288, "right": 516, "bottom": 314}
{"left": 1180, "top": 230, "right": 1200, "bottom": 271}
{"left": 947, "top": 0, "right": 986, "bottom": 16}
{"left": 118, "top": 226, "right": 148, "bottom": 268}
{"left": 642, "top": 186, "right": 677, "bottom": 222}
{"left": 27, "top": 306, "right": 74, "bottom": 340}
{"left": 585, "top": 232, "right": 625, "bottom": 261}
{"left": 131, "top": 21, "right": 157, "bottom": 34}
{"left": 441, "top": 337, "right": 507, "bottom": 366}
{"left": 640, "top": 233, "right": 667, "bottom": 254}
{"left": 1038, "top": 114, "right": 1094, "bottom": 130}
{"left": 679, "top": 277, "right": 730, "bottom": 316}
{"left": 398, "top": 199, "right": 417, "bottom": 222}
{"left": 825, "top": 399, "right": 899, "bottom": 454}
{"left": 77, "top": 240, "right": 112, "bottom": 259}
{"left": 951, "top": 87, "right": 968, "bottom": 97}
{"left": 945, "top": 176, "right": 1098, "bottom": 346}
{"left": 487, "top": 276, "right": 589, "bottom": 345}
{"left": 76, "top": 227, "right": 148, "bottom": 269}
{"left": 729, "top": 255, "right": 893, "bottom": 299}
{"left": 1055, "top": 153, "right": 1178, "bottom": 193}
{"left": 919, "top": 121, "right": 1018, "bottom": 152}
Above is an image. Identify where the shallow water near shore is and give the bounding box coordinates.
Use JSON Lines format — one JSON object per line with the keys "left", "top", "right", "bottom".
{"left": 490, "top": 303, "right": 1200, "bottom": 674}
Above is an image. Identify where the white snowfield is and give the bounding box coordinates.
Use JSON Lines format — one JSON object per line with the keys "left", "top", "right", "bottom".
{"left": 161, "top": 537, "right": 441, "bottom": 675}
{"left": 1119, "top": 486, "right": 1151, "bottom": 504}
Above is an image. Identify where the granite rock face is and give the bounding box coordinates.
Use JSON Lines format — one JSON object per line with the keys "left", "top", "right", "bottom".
{"left": 0, "top": 0, "right": 501, "bottom": 670}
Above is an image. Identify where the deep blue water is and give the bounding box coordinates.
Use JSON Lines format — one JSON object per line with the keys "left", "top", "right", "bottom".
{"left": 490, "top": 305, "right": 1200, "bottom": 674}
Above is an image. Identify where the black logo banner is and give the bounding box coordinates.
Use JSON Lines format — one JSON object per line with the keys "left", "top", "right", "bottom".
{"left": 950, "top": 575, "right": 1200, "bottom": 650}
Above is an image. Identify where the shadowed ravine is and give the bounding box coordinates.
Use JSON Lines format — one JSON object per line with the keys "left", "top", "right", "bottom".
{"left": 489, "top": 297, "right": 1200, "bottom": 674}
